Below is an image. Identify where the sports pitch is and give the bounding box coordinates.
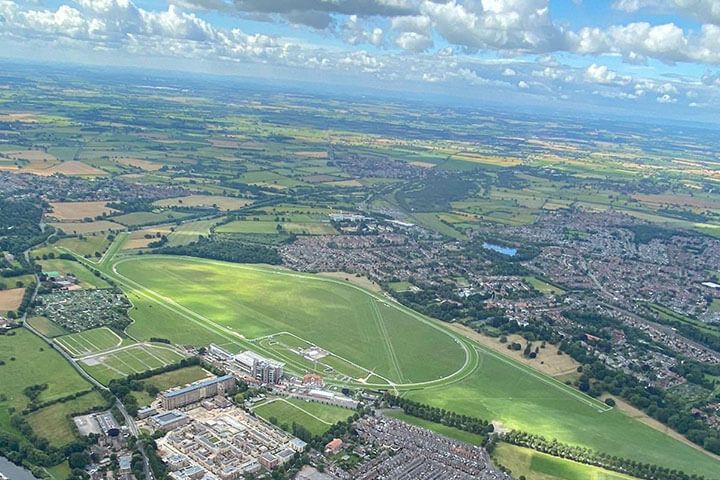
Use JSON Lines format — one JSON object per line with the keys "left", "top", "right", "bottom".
{"left": 103, "top": 255, "right": 720, "bottom": 478}
{"left": 55, "top": 327, "right": 124, "bottom": 357}
{"left": 252, "top": 397, "right": 354, "bottom": 436}
{"left": 79, "top": 342, "right": 187, "bottom": 385}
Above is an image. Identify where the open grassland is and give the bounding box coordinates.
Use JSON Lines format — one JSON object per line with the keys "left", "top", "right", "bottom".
{"left": 48, "top": 201, "right": 116, "bottom": 220}
{"left": 406, "top": 342, "right": 720, "bottom": 478}
{"left": 116, "top": 157, "right": 163, "bottom": 171}
{"left": 26, "top": 391, "right": 106, "bottom": 447}
{"left": 217, "top": 219, "right": 336, "bottom": 235}
{"left": 80, "top": 343, "right": 187, "bottom": 385}
{"left": 55, "top": 235, "right": 111, "bottom": 258}
{"left": 0, "top": 287, "right": 24, "bottom": 312}
{"left": 37, "top": 258, "right": 110, "bottom": 289}
{"left": 113, "top": 256, "right": 466, "bottom": 385}
{"left": 252, "top": 397, "right": 353, "bottom": 436}
{"left": 55, "top": 327, "right": 124, "bottom": 357}
{"left": 0, "top": 329, "right": 93, "bottom": 413}
{"left": 167, "top": 218, "right": 222, "bottom": 246}
{"left": 153, "top": 194, "right": 252, "bottom": 211}
{"left": 111, "top": 210, "right": 191, "bottom": 227}
{"left": 27, "top": 316, "right": 68, "bottom": 338}
{"left": 523, "top": 276, "right": 565, "bottom": 295}
{"left": 492, "top": 443, "right": 640, "bottom": 480}
{"left": 50, "top": 220, "right": 124, "bottom": 235}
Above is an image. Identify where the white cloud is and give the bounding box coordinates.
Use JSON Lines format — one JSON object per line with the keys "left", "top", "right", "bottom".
{"left": 395, "top": 31, "right": 432, "bottom": 51}
{"left": 613, "top": 0, "right": 720, "bottom": 25}
{"left": 518, "top": 80, "right": 530, "bottom": 89}
{"left": 585, "top": 63, "right": 617, "bottom": 83}
{"left": 657, "top": 93, "right": 677, "bottom": 103}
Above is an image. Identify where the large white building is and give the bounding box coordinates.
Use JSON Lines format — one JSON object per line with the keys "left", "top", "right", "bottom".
{"left": 234, "top": 350, "right": 284, "bottom": 384}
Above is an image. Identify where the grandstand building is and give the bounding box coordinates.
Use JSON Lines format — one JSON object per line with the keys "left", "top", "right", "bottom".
{"left": 235, "top": 350, "right": 284, "bottom": 384}
{"left": 161, "top": 374, "right": 236, "bottom": 409}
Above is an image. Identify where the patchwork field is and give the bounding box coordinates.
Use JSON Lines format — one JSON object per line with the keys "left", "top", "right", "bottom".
{"left": 252, "top": 397, "right": 354, "bottom": 436}
{"left": 80, "top": 343, "right": 187, "bottom": 385}
{"left": 153, "top": 194, "right": 252, "bottom": 211}
{"left": 48, "top": 201, "right": 116, "bottom": 220}
{"left": 55, "top": 327, "right": 124, "bottom": 357}
{"left": 112, "top": 256, "right": 467, "bottom": 385}
{"left": 0, "top": 287, "right": 24, "bottom": 312}
{"left": 50, "top": 220, "right": 125, "bottom": 235}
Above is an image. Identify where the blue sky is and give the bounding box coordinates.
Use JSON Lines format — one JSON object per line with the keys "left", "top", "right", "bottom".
{"left": 1, "top": 0, "right": 719, "bottom": 120}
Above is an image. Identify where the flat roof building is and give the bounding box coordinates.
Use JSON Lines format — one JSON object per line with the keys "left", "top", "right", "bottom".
{"left": 161, "top": 375, "right": 236, "bottom": 409}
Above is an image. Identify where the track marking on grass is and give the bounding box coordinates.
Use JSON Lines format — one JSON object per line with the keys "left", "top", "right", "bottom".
{"left": 471, "top": 345, "right": 612, "bottom": 413}
{"left": 369, "top": 298, "right": 405, "bottom": 384}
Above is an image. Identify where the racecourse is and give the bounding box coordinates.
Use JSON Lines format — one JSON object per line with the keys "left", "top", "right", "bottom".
{"left": 78, "top": 248, "right": 720, "bottom": 478}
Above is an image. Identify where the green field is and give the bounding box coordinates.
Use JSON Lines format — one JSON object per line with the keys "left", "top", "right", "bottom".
{"left": 0, "top": 329, "right": 93, "bottom": 413}
{"left": 111, "top": 210, "right": 191, "bottom": 227}
{"left": 26, "top": 391, "right": 106, "bottom": 447}
{"left": 168, "top": 218, "right": 223, "bottom": 246}
{"left": 54, "top": 235, "right": 111, "bottom": 258}
{"left": 55, "top": 327, "right": 124, "bottom": 357}
{"left": 217, "top": 219, "right": 336, "bottom": 235}
{"left": 113, "top": 256, "right": 466, "bottom": 384}
{"left": 252, "top": 397, "right": 354, "bottom": 436}
{"left": 492, "top": 443, "right": 640, "bottom": 480}
{"left": 524, "top": 276, "right": 565, "bottom": 295}
{"left": 79, "top": 343, "right": 187, "bottom": 385}
{"left": 27, "top": 316, "right": 68, "bottom": 337}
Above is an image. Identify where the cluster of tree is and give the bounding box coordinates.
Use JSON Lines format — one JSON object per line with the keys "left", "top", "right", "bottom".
{"left": 502, "top": 430, "right": 707, "bottom": 480}
{"left": 383, "top": 394, "right": 494, "bottom": 443}
{"left": 0, "top": 198, "right": 47, "bottom": 255}
{"left": 396, "top": 174, "right": 477, "bottom": 212}
{"left": 624, "top": 224, "right": 691, "bottom": 245}
{"left": 153, "top": 236, "right": 282, "bottom": 264}
{"left": 393, "top": 282, "right": 492, "bottom": 323}
{"left": 560, "top": 340, "right": 720, "bottom": 455}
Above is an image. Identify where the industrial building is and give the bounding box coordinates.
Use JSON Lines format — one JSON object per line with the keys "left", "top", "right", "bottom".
{"left": 149, "top": 411, "right": 191, "bottom": 432}
{"left": 161, "top": 375, "right": 236, "bottom": 410}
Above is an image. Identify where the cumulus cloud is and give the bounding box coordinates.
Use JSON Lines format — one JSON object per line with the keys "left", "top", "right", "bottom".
{"left": 341, "top": 15, "right": 384, "bottom": 46}
{"left": 613, "top": 0, "right": 720, "bottom": 25}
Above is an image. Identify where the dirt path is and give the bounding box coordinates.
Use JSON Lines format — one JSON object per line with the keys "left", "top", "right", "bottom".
{"left": 317, "top": 271, "right": 382, "bottom": 292}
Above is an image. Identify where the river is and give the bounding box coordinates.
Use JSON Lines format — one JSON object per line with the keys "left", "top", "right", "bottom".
{"left": 0, "top": 457, "right": 39, "bottom": 480}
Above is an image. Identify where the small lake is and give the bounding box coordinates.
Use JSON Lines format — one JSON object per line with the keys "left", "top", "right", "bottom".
{"left": 482, "top": 242, "right": 517, "bottom": 257}
{"left": 0, "top": 457, "right": 39, "bottom": 480}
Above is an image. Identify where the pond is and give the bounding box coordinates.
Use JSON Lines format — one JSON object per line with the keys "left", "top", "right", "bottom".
{"left": 482, "top": 242, "right": 518, "bottom": 257}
